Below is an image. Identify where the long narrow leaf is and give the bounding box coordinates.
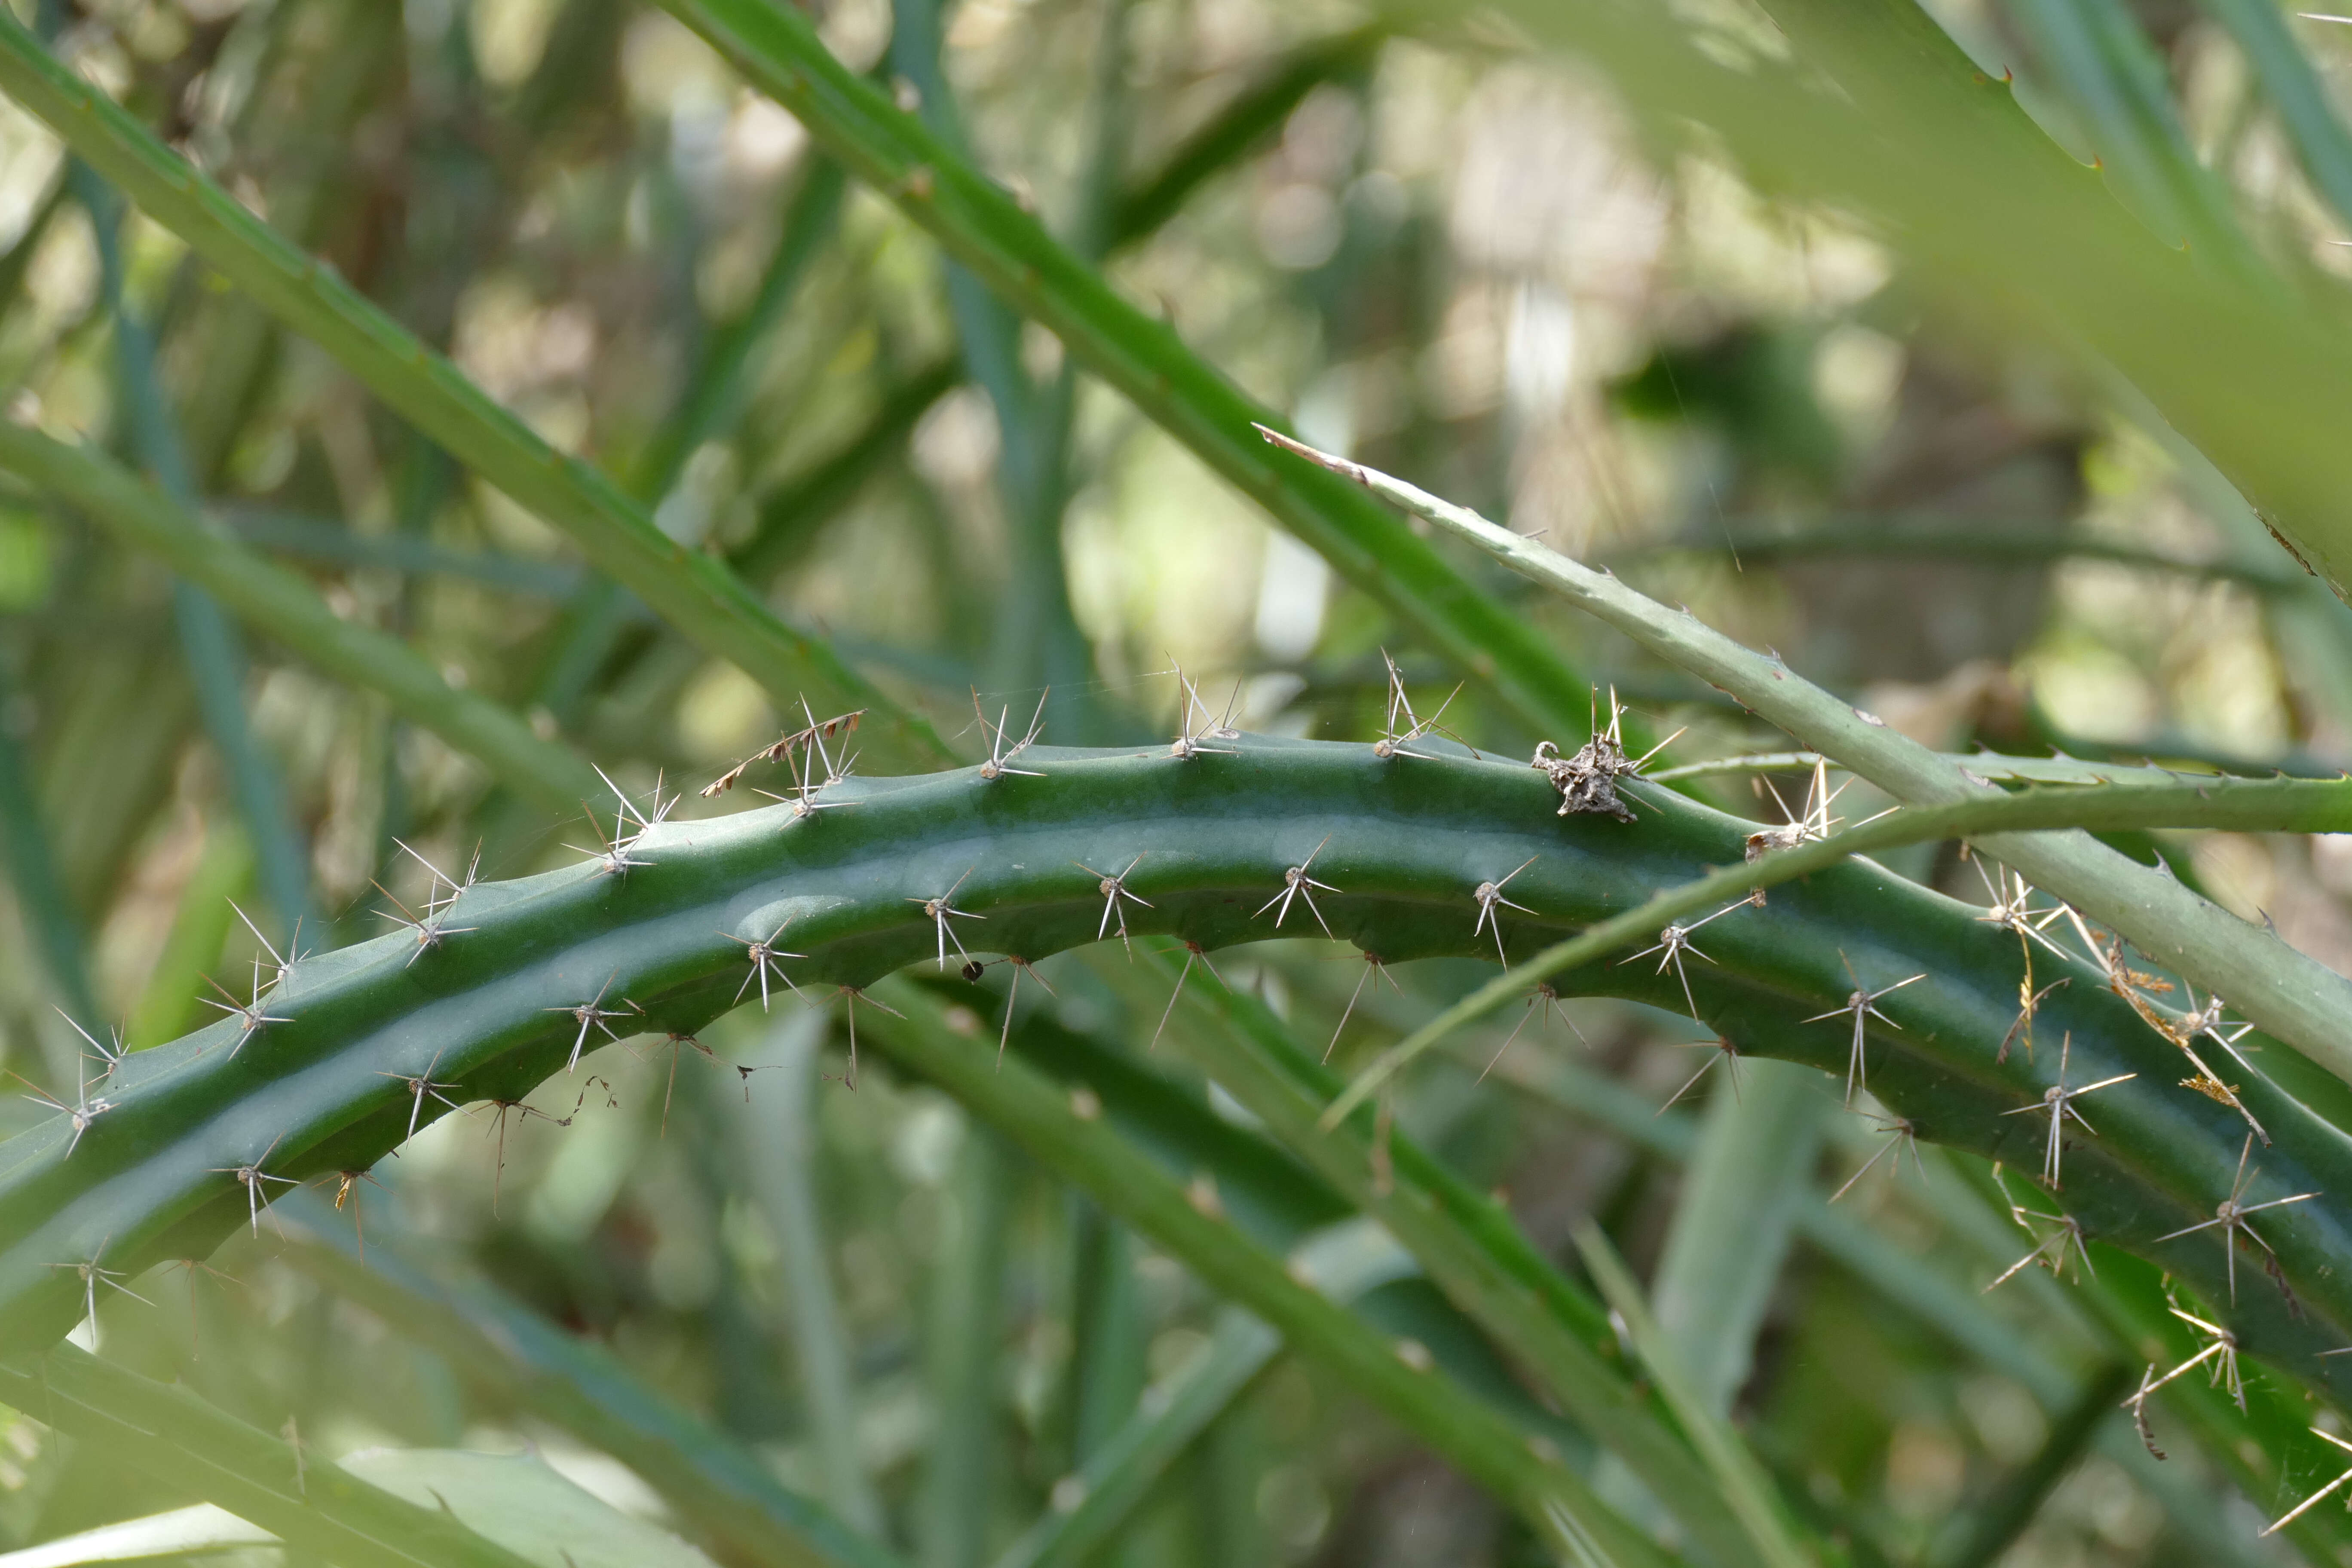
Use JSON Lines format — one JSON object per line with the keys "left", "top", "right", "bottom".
{"left": 0, "top": 1345, "right": 543, "bottom": 1568}
{"left": 1572, "top": 1226, "right": 1815, "bottom": 1568}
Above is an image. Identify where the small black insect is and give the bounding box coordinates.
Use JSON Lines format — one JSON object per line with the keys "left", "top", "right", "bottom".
{"left": 961, "top": 960, "right": 986, "bottom": 983}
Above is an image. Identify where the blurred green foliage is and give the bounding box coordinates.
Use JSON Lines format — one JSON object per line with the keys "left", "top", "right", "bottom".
{"left": 3, "top": 0, "right": 2352, "bottom": 1564}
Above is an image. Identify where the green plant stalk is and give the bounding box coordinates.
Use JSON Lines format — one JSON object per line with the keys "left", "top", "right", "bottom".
{"left": 649, "top": 0, "right": 1609, "bottom": 744}
{"left": 997, "top": 1308, "right": 1271, "bottom": 1568}
{"left": 0, "top": 15, "right": 951, "bottom": 768}
{"left": 919, "top": 1125, "right": 1017, "bottom": 1568}
{"left": 75, "top": 166, "right": 315, "bottom": 946}
{"left": 1651, "top": 750, "right": 2339, "bottom": 787}
{"left": 936, "top": 973, "right": 1602, "bottom": 1479}
{"left": 216, "top": 508, "right": 584, "bottom": 597}
{"left": 1065, "top": 1204, "right": 1145, "bottom": 1468}
{"left": 271, "top": 1191, "right": 906, "bottom": 1568}
{"left": 1264, "top": 432, "right": 2352, "bottom": 1094}
{"left": 639, "top": 163, "right": 850, "bottom": 508}
{"left": 0, "top": 171, "right": 63, "bottom": 325}
{"left": 1997, "top": 0, "right": 2257, "bottom": 273}
{"left": 1134, "top": 946, "right": 1783, "bottom": 1568}
{"left": 171, "top": 0, "right": 395, "bottom": 489}
{"left": 854, "top": 983, "right": 1674, "bottom": 1567}
{"left": 739, "top": 1012, "right": 886, "bottom": 1537}
{"left": 0, "top": 1343, "right": 543, "bottom": 1568}
{"left": 0, "top": 422, "right": 604, "bottom": 815}
{"left": 0, "top": 658, "right": 100, "bottom": 1054}
{"left": 1573, "top": 1224, "right": 1813, "bottom": 1568}
{"left": 6, "top": 742, "right": 2351, "bottom": 1491}
{"left": 725, "top": 21, "right": 1384, "bottom": 597}
{"left": 732, "top": 358, "right": 961, "bottom": 586}
{"left": 1647, "top": 1060, "right": 1825, "bottom": 1416}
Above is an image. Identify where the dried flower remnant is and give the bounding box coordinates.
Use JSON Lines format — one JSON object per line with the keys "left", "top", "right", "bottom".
{"left": 1530, "top": 687, "right": 1678, "bottom": 823}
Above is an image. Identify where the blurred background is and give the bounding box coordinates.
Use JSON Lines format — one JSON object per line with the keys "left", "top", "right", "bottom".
{"left": 1, "top": 0, "right": 2350, "bottom": 1562}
